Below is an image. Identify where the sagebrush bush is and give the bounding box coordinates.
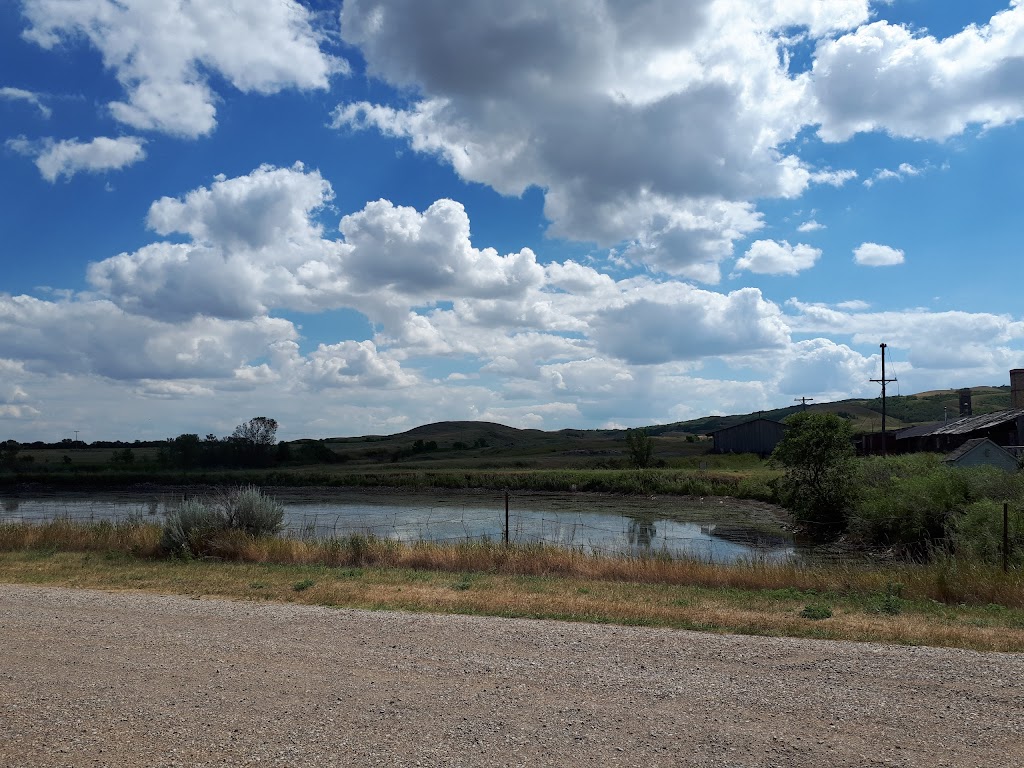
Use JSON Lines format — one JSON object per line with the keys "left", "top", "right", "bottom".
{"left": 216, "top": 484, "right": 284, "bottom": 537}
{"left": 160, "top": 497, "right": 224, "bottom": 557}
{"left": 160, "top": 486, "right": 284, "bottom": 557}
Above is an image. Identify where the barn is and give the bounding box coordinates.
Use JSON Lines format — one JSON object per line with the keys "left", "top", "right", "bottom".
{"left": 712, "top": 418, "right": 787, "bottom": 457}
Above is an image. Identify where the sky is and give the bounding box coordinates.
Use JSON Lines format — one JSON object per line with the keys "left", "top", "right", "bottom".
{"left": 2, "top": 0, "right": 1024, "bottom": 443}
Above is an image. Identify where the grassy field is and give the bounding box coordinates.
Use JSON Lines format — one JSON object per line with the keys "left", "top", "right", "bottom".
{"left": 1, "top": 519, "right": 1021, "bottom": 652}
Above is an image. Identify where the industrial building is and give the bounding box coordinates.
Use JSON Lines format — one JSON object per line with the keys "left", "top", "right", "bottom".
{"left": 711, "top": 418, "right": 787, "bottom": 457}
{"left": 886, "top": 369, "right": 1024, "bottom": 458}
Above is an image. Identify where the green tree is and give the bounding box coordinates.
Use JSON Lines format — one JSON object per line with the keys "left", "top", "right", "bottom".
{"left": 770, "top": 412, "right": 856, "bottom": 539}
{"left": 0, "top": 440, "right": 20, "bottom": 470}
{"left": 625, "top": 428, "right": 654, "bottom": 469}
{"left": 230, "top": 417, "right": 279, "bottom": 468}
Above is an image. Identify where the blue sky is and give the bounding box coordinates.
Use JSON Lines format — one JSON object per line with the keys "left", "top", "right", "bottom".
{"left": 2, "top": 0, "right": 1024, "bottom": 442}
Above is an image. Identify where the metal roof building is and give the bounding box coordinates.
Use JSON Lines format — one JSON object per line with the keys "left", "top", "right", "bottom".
{"left": 894, "top": 408, "right": 1024, "bottom": 454}
{"left": 712, "top": 418, "right": 787, "bottom": 458}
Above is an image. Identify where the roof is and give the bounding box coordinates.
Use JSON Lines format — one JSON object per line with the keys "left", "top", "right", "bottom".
{"left": 943, "top": 437, "right": 1016, "bottom": 464}
{"left": 928, "top": 408, "right": 1024, "bottom": 436}
{"left": 895, "top": 422, "right": 943, "bottom": 440}
{"left": 897, "top": 409, "right": 1024, "bottom": 439}
{"left": 710, "top": 418, "right": 787, "bottom": 435}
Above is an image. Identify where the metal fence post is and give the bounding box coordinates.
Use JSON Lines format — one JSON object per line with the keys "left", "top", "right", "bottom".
{"left": 504, "top": 490, "right": 510, "bottom": 546}
{"left": 1004, "top": 502, "right": 1010, "bottom": 573}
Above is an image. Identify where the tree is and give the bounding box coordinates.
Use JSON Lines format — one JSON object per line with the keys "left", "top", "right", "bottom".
{"left": 625, "top": 428, "right": 653, "bottom": 469}
{"left": 230, "top": 417, "right": 279, "bottom": 468}
{"left": 232, "top": 417, "right": 278, "bottom": 446}
{"left": 770, "top": 412, "right": 856, "bottom": 539}
{"left": 1, "top": 440, "right": 20, "bottom": 470}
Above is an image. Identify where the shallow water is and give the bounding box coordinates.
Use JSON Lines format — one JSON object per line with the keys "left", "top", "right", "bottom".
{"left": 0, "top": 490, "right": 796, "bottom": 564}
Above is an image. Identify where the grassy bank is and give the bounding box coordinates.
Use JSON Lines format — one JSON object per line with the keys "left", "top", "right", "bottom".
{"left": 1, "top": 519, "right": 1021, "bottom": 652}
{"left": 1, "top": 465, "right": 778, "bottom": 498}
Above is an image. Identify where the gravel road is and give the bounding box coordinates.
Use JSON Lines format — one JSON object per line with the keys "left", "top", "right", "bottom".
{"left": 1, "top": 585, "right": 1021, "bottom": 767}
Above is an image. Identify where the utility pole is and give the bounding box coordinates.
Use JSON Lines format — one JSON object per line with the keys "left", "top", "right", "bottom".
{"left": 870, "top": 343, "right": 897, "bottom": 456}
{"left": 794, "top": 396, "right": 814, "bottom": 412}
{"left": 73, "top": 430, "right": 79, "bottom": 444}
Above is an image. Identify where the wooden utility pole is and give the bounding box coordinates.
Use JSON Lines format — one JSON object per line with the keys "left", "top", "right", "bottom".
{"left": 870, "top": 343, "right": 897, "bottom": 456}
{"left": 794, "top": 397, "right": 814, "bottom": 411}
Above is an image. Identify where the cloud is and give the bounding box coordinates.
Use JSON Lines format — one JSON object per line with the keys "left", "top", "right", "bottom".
{"left": 6, "top": 136, "right": 146, "bottom": 181}
{"left": 797, "top": 219, "right": 825, "bottom": 232}
{"left": 863, "top": 162, "right": 924, "bottom": 188}
{"left": 89, "top": 164, "right": 547, "bottom": 325}
{"left": 808, "top": 169, "right": 858, "bottom": 187}
{"left": 0, "top": 86, "right": 51, "bottom": 118}
{"left": 734, "top": 239, "right": 821, "bottom": 276}
{"left": 853, "top": 242, "right": 904, "bottom": 267}
{"left": 786, "top": 300, "right": 1024, "bottom": 371}
{"left": 812, "top": 5, "right": 1024, "bottom": 141}
{"left": 0, "top": 294, "right": 297, "bottom": 381}
{"left": 298, "top": 340, "right": 417, "bottom": 390}
{"left": 591, "top": 285, "right": 790, "bottom": 364}
{"left": 333, "top": 0, "right": 875, "bottom": 279}
{"left": 20, "top": 0, "right": 345, "bottom": 137}
{"left": 146, "top": 162, "right": 332, "bottom": 250}
{"left": 777, "top": 338, "right": 875, "bottom": 397}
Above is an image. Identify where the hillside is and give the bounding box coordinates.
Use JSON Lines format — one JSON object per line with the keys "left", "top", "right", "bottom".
{"left": 294, "top": 384, "right": 1013, "bottom": 468}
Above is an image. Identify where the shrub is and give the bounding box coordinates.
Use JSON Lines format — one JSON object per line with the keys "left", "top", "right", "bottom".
{"left": 160, "top": 486, "right": 284, "bottom": 558}
{"left": 948, "top": 499, "right": 1024, "bottom": 566}
{"left": 217, "top": 485, "right": 284, "bottom": 537}
{"left": 160, "top": 498, "right": 224, "bottom": 557}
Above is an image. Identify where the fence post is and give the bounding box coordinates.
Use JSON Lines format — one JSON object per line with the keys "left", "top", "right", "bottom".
{"left": 504, "top": 490, "right": 510, "bottom": 546}
{"left": 1004, "top": 502, "right": 1010, "bottom": 573}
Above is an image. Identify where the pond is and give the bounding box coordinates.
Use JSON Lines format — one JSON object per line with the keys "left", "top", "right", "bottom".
{"left": 0, "top": 489, "right": 797, "bottom": 564}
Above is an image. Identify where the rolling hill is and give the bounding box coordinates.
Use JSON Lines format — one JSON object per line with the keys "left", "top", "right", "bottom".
{"left": 291, "top": 385, "right": 1013, "bottom": 468}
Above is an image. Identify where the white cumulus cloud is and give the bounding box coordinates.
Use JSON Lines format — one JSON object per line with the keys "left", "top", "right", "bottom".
{"left": 812, "top": 5, "right": 1024, "bottom": 141}
{"left": 853, "top": 242, "right": 904, "bottom": 267}
{"left": 7, "top": 136, "right": 146, "bottom": 181}
{"left": 20, "top": 0, "right": 345, "bottom": 137}
{"left": 333, "top": 0, "right": 874, "bottom": 280}
{"left": 734, "top": 239, "right": 821, "bottom": 276}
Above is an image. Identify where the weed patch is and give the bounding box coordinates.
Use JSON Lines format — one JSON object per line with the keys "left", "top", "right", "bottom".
{"left": 800, "top": 603, "right": 833, "bottom": 620}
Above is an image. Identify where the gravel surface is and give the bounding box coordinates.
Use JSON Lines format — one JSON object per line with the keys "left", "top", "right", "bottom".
{"left": 1, "top": 585, "right": 1022, "bottom": 767}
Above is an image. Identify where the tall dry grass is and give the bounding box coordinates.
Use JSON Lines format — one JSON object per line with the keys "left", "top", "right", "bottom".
{"left": 3, "top": 520, "right": 1019, "bottom": 608}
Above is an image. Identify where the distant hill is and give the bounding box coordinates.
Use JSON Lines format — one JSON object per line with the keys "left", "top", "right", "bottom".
{"left": 295, "top": 385, "right": 1013, "bottom": 467}
{"left": 650, "top": 385, "right": 1012, "bottom": 436}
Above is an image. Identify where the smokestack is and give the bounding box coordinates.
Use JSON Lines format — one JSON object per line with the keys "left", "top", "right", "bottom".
{"left": 958, "top": 388, "right": 972, "bottom": 417}
{"left": 1012, "top": 369, "right": 1024, "bottom": 409}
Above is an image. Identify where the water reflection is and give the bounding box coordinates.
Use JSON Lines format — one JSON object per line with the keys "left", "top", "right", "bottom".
{"left": 626, "top": 515, "right": 657, "bottom": 548}
{"left": 0, "top": 494, "right": 797, "bottom": 564}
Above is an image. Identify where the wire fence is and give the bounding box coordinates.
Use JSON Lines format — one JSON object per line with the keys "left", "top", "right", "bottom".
{"left": 0, "top": 491, "right": 799, "bottom": 564}
{"left": 2, "top": 491, "right": 1019, "bottom": 566}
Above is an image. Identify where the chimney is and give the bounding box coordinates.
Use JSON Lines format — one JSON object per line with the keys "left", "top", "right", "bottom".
{"left": 958, "top": 388, "right": 972, "bottom": 417}
{"left": 1012, "top": 369, "right": 1024, "bottom": 409}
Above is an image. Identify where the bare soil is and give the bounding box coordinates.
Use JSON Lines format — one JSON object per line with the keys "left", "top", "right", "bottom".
{"left": 1, "top": 584, "right": 1021, "bottom": 767}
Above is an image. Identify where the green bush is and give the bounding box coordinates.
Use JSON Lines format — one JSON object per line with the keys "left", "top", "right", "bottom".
{"left": 948, "top": 499, "right": 1024, "bottom": 566}
{"left": 849, "top": 455, "right": 966, "bottom": 555}
{"left": 849, "top": 455, "right": 1024, "bottom": 560}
